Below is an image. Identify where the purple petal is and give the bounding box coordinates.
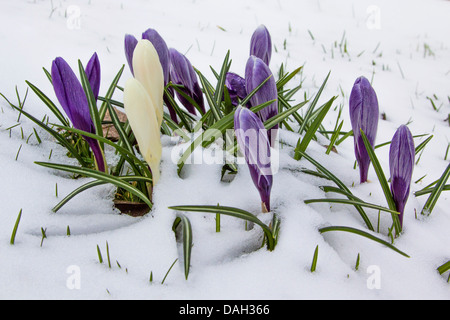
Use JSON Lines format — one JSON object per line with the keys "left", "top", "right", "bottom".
{"left": 85, "top": 52, "right": 101, "bottom": 100}
{"left": 51, "top": 57, "right": 95, "bottom": 135}
{"left": 245, "top": 55, "right": 278, "bottom": 145}
{"left": 225, "top": 72, "right": 247, "bottom": 106}
{"left": 124, "top": 34, "right": 138, "bottom": 75}
{"left": 250, "top": 25, "right": 272, "bottom": 66}
{"left": 51, "top": 57, "right": 105, "bottom": 172}
{"left": 169, "top": 48, "right": 204, "bottom": 115}
{"left": 349, "top": 76, "right": 379, "bottom": 183}
{"left": 234, "top": 106, "right": 273, "bottom": 211}
{"left": 142, "top": 28, "right": 170, "bottom": 85}
{"left": 389, "top": 125, "right": 415, "bottom": 226}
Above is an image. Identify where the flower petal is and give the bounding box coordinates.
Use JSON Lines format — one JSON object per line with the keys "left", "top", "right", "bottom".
{"left": 234, "top": 106, "right": 273, "bottom": 211}
{"left": 142, "top": 28, "right": 170, "bottom": 85}
{"left": 250, "top": 25, "right": 272, "bottom": 66}
{"left": 349, "top": 76, "right": 379, "bottom": 183}
{"left": 123, "top": 78, "right": 162, "bottom": 184}
{"left": 85, "top": 52, "right": 101, "bottom": 100}
{"left": 132, "top": 39, "right": 165, "bottom": 127}
{"left": 124, "top": 34, "right": 138, "bottom": 75}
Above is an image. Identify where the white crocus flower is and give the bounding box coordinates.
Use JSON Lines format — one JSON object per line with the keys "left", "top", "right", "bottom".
{"left": 124, "top": 78, "right": 162, "bottom": 184}
{"left": 132, "top": 39, "right": 164, "bottom": 127}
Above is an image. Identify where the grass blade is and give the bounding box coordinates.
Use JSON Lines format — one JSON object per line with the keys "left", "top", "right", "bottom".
{"left": 169, "top": 205, "right": 276, "bottom": 251}
{"left": 25, "top": 81, "right": 69, "bottom": 127}
{"left": 98, "top": 64, "right": 125, "bottom": 120}
{"left": 437, "top": 260, "right": 450, "bottom": 275}
{"left": 298, "top": 71, "right": 331, "bottom": 135}
{"left": 360, "top": 129, "right": 401, "bottom": 235}
{"left": 35, "top": 162, "right": 153, "bottom": 209}
{"left": 52, "top": 176, "right": 153, "bottom": 213}
{"left": 10, "top": 209, "right": 22, "bottom": 245}
{"left": 294, "top": 96, "right": 336, "bottom": 160}
{"left": 304, "top": 198, "right": 400, "bottom": 215}
{"left": 296, "top": 150, "right": 374, "bottom": 230}
{"left": 421, "top": 163, "right": 450, "bottom": 216}
{"left": 173, "top": 215, "right": 193, "bottom": 280}
{"left": 319, "top": 226, "right": 409, "bottom": 258}
{"left": 78, "top": 60, "right": 103, "bottom": 140}
{"left": 7, "top": 103, "right": 88, "bottom": 167}
{"left": 310, "top": 245, "right": 319, "bottom": 272}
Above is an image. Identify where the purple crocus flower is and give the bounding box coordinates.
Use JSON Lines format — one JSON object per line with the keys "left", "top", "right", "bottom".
{"left": 169, "top": 48, "right": 205, "bottom": 115}
{"left": 389, "top": 125, "right": 415, "bottom": 227}
{"left": 51, "top": 57, "right": 106, "bottom": 172}
{"left": 234, "top": 105, "right": 273, "bottom": 212}
{"left": 85, "top": 52, "right": 101, "bottom": 100}
{"left": 349, "top": 76, "right": 379, "bottom": 183}
{"left": 225, "top": 72, "right": 247, "bottom": 106}
{"left": 142, "top": 28, "right": 170, "bottom": 86}
{"left": 250, "top": 25, "right": 272, "bottom": 66}
{"left": 124, "top": 34, "right": 138, "bottom": 75}
{"left": 245, "top": 55, "right": 278, "bottom": 145}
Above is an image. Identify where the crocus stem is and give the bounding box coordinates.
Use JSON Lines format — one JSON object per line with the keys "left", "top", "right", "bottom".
{"left": 261, "top": 202, "right": 269, "bottom": 213}
{"left": 87, "top": 138, "right": 107, "bottom": 173}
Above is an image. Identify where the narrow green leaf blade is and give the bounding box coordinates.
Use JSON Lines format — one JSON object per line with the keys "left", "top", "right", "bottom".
{"left": 319, "top": 226, "right": 409, "bottom": 258}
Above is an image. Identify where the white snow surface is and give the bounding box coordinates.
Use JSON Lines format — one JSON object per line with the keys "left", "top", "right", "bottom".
{"left": 0, "top": 0, "right": 450, "bottom": 300}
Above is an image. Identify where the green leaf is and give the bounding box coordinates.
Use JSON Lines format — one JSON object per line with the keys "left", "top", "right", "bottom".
{"left": 304, "top": 198, "right": 400, "bottom": 215}
{"left": 310, "top": 245, "right": 319, "bottom": 272}
{"left": 51, "top": 124, "right": 152, "bottom": 179}
{"left": 298, "top": 71, "right": 331, "bottom": 135}
{"left": 421, "top": 163, "right": 450, "bottom": 216}
{"left": 294, "top": 96, "right": 336, "bottom": 160}
{"left": 360, "top": 129, "right": 401, "bottom": 235}
{"left": 173, "top": 214, "right": 193, "bottom": 280}
{"left": 164, "top": 86, "right": 194, "bottom": 132}
{"left": 319, "top": 226, "right": 409, "bottom": 258}
{"left": 437, "top": 260, "right": 450, "bottom": 275}
{"left": 7, "top": 103, "right": 88, "bottom": 167}
{"left": 25, "top": 81, "right": 70, "bottom": 127}
{"left": 52, "top": 176, "right": 152, "bottom": 213}
{"left": 78, "top": 60, "right": 103, "bottom": 140}
{"left": 35, "top": 162, "right": 153, "bottom": 209}
{"left": 98, "top": 64, "right": 125, "bottom": 120}
{"left": 296, "top": 150, "right": 374, "bottom": 231}
{"left": 176, "top": 100, "right": 274, "bottom": 175}
{"left": 264, "top": 99, "right": 308, "bottom": 130}
{"left": 168, "top": 205, "right": 276, "bottom": 251}
{"left": 276, "top": 66, "right": 303, "bottom": 90}
{"left": 10, "top": 209, "right": 22, "bottom": 245}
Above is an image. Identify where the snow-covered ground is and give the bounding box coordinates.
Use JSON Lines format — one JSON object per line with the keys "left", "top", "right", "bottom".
{"left": 0, "top": 0, "right": 449, "bottom": 300}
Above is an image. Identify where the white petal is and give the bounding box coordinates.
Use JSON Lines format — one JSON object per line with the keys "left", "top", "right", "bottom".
{"left": 132, "top": 39, "right": 164, "bottom": 128}
{"left": 124, "top": 78, "right": 162, "bottom": 184}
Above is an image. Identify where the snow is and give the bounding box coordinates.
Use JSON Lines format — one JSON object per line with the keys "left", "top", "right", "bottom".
{"left": 1, "top": 0, "right": 450, "bottom": 300}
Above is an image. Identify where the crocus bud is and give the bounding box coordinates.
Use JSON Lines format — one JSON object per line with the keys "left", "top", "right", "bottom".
{"left": 349, "top": 76, "right": 379, "bottom": 183}
{"left": 51, "top": 57, "right": 106, "bottom": 172}
{"left": 169, "top": 48, "right": 205, "bottom": 115}
{"left": 142, "top": 28, "right": 170, "bottom": 86}
{"left": 234, "top": 105, "right": 273, "bottom": 212}
{"left": 250, "top": 25, "right": 272, "bottom": 66}
{"left": 123, "top": 78, "right": 162, "bottom": 184}
{"left": 225, "top": 72, "right": 247, "bottom": 106}
{"left": 85, "top": 52, "right": 101, "bottom": 100}
{"left": 124, "top": 34, "right": 138, "bottom": 75}
{"left": 245, "top": 55, "right": 278, "bottom": 145}
{"left": 132, "top": 39, "right": 165, "bottom": 128}
{"left": 389, "top": 125, "right": 415, "bottom": 227}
